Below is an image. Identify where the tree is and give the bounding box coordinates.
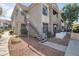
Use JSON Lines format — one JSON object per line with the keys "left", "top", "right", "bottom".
{"left": 72, "top": 24, "right": 79, "bottom": 33}
{"left": 61, "top": 3, "right": 79, "bottom": 29}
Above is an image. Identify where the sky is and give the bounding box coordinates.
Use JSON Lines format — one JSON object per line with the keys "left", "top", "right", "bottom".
{"left": 57, "top": 3, "right": 65, "bottom": 9}
{"left": 0, "top": 3, "right": 16, "bottom": 20}
{"left": 0, "top": 3, "right": 32, "bottom": 20}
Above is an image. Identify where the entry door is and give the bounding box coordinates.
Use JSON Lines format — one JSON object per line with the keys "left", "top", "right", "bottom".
{"left": 53, "top": 24, "right": 58, "bottom": 32}
{"left": 21, "top": 24, "right": 27, "bottom": 35}
{"left": 43, "top": 23, "right": 48, "bottom": 34}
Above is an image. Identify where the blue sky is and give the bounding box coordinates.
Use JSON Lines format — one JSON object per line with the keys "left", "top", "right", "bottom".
{"left": 57, "top": 3, "right": 65, "bottom": 9}
{"left": 0, "top": 3, "right": 15, "bottom": 20}
{"left": 0, "top": 3, "right": 65, "bottom": 20}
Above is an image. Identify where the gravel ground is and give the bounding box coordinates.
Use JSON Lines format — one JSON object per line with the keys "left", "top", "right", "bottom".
{"left": 8, "top": 39, "right": 39, "bottom": 56}
{"left": 8, "top": 37, "right": 64, "bottom": 56}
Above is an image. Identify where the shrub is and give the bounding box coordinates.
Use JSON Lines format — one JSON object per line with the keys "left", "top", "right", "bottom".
{"left": 46, "top": 31, "right": 52, "bottom": 38}
{"left": 9, "top": 30, "right": 14, "bottom": 35}
{"left": 0, "top": 29, "right": 2, "bottom": 33}
{"left": 72, "top": 24, "right": 79, "bottom": 33}
{"left": 0, "top": 28, "right": 5, "bottom": 33}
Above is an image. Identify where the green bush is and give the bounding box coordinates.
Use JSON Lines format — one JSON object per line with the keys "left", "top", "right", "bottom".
{"left": 46, "top": 31, "right": 52, "bottom": 38}
{"left": 0, "top": 29, "right": 2, "bottom": 33}
{"left": 0, "top": 28, "right": 4, "bottom": 33}
{"left": 9, "top": 30, "right": 14, "bottom": 35}
{"left": 72, "top": 24, "right": 79, "bottom": 33}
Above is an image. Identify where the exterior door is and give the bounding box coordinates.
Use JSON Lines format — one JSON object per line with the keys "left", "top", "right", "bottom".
{"left": 43, "top": 23, "right": 48, "bottom": 34}
{"left": 53, "top": 24, "right": 57, "bottom": 36}
{"left": 21, "top": 24, "right": 27, "bottom": 35}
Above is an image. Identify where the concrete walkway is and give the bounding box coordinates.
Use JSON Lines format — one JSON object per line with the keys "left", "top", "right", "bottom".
{"left": 65, "top": 40, "right": 79, "bottom": 56}
{"left": 0, "top": 31, "right": 11, "bottom": 56}
{"left": 41, "top": 41, "right": 67, "bottom": 52}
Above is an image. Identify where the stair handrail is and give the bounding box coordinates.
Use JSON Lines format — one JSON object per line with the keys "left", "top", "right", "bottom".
{"left": 24, "top": 17, "right": 45, "bottom": 40}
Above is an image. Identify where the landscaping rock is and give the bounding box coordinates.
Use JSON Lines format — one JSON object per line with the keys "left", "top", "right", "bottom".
{"left": 10, "top": 37, "right": 21, "bottom": 44}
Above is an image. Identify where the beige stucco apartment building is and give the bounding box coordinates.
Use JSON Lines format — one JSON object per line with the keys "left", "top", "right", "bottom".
{"left": 11, "top": 3, "right": 63, "bottom": 40}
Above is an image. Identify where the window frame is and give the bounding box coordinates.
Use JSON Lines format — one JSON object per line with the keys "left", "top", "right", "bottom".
{"left": 42, "top": 5, "right": 48, "bottom": 16}
{"left": 43, "top": 23, "right": 48, "bottom": 33}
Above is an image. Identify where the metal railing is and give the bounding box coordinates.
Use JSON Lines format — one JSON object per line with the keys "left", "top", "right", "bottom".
{"left": 24, "top": 17, "right": 47, "bottom": 41}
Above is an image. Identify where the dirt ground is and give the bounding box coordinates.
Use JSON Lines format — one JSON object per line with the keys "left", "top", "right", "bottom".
{"left": 8, "top": 37, "right": 64, "bottom": 56}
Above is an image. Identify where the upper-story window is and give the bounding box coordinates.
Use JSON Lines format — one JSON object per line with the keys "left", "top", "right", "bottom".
{"left": 16, "top": 8, "right": 22, "bottom": 15}
{"left": 16, "top": 9, "right": 19, "bottom": 15}
{"left": 42, "top": 5, "right": 48, "bottom": 16}
{"left": 53, "top": 9, "right": 58, "bottom": 15}
{"left": 53, "top": 9, "right": 58, "bottom": 18}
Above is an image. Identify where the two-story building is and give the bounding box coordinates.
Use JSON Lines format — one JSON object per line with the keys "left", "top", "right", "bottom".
{"left": 11, "top": 3, "right": 63, "bottom": 41}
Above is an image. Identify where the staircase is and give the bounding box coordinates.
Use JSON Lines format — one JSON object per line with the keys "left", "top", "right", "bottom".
{"left": 24, "top": 17, "right": 47, "bottom": 42}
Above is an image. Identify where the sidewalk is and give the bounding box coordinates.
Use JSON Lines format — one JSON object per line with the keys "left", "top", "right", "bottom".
{"left": 65, "top": 40, "right": 79, "bottom": 56}
{"left": 0, "top": 31, "right": 11, "bottom": 56}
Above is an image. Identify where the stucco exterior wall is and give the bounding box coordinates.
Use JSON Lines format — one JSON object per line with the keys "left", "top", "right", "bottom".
{"left": 12, "top": 3, "right": 62, "bottom": 37}
{"left": 16, "top": 14, "right": 25, "bottom": 24}
{"left": 57, "top": 13, "right": 62, "bottom": 31}
{"left": 49, "top": 10, "right": 58, "bottom": 34}
{"left": 41, "top": 4, "right": 50, "bottom": 33}
{"left": 28, "top": 4, "right": 42, "bottom": 35}
{"left": 41, "top": 4, "right": 50, "bottom": 23}
{"left": 12, "top": 14, "right": 25, "bottom": 35}
{"left": 49, "top": 5, "right": 61, "bottom": 34}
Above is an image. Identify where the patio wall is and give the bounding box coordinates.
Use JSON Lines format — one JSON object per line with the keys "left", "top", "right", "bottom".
{"left": 71, "top": 33, "right": 79, "bottom": 40}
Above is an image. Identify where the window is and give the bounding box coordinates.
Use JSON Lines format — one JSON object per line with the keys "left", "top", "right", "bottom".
{"left": 53, "top": 10, "right": 58, "bottom": 15}
{"left": 43, "top": 23, "right": 48, "bottom": 33}
{"left": 21, "top": 24, "right": 27, "bottom": 35}
{"left": 21, "top": 24, "right": 26, "bottom": 29}
{"left": 53, "top": 10, "right": 58, "bottom": 18}
{"left": 42, "top": 5, "right": 48, "bottom": 16}
{"left": 16, "top": 9, "right": 19, "bottom": 15}
{"left": 16, "top": 8, "right": 21, "bottom": 15}
{"left": 61, "top": 20, "right": 63, "bottom": 23}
